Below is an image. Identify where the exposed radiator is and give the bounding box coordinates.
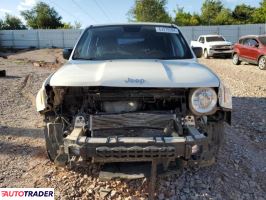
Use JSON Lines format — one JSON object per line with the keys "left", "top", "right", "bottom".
{"left": 90, "top": 112, "right": 176, "bottom": 131}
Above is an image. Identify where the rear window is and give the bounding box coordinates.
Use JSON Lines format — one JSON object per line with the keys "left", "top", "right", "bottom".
{"left": 206, "top": 36, "right": 225, "bottom": 42}
{"left": 258, "top": 36, "right": 266, "bottom": 45}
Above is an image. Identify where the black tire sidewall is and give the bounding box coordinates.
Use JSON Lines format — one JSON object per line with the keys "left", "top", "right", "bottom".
{"left": 44, "top": 126, "right": 59, "bottom": 161}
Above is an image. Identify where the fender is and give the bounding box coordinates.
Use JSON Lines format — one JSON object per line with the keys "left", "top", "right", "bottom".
{"left": 36, "top": 73, "right": 54, "bottom": 112}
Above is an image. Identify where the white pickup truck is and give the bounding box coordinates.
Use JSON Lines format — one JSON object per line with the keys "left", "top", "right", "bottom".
{"left": 191, "top": 35, "right": 233, "bottom": 58}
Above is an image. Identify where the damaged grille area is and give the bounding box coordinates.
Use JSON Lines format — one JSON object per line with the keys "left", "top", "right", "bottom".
{"left": 51, "top": 87, "right": 188, "bottom": 138}
{"left": 53, "top": 87, "right": 187, "bottom": 115}
{"left": 211, "top": 45, "right": 232, "bottom": 51}
{"left": 90, "top": 112, "right": 176, "bottom": 130}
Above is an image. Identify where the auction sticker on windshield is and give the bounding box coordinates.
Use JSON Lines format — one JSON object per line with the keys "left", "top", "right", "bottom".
{"left": 0, "top": 188, "right": 54, "bottom": 200}
{"left": 155, "top": 27, "right": 179, "bottom": 34}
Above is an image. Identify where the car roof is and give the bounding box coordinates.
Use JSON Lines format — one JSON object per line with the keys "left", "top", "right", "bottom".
{"left": 239, "top": 35, "right": 266, "bottom": 39}
{"left": 199, "top": 34, "right": 223, "bottom": 37}
{"left": 87, "top": 22, "right": 177, "bottom": 28}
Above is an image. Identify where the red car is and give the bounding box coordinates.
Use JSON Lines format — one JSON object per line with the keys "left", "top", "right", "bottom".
{"left": 232, "top": 35, "right": 266, "bottom": 70}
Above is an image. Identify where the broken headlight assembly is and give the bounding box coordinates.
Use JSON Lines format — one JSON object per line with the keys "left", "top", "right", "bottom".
{"left": 189, "top": 87, "right": 217, "bottom": 115}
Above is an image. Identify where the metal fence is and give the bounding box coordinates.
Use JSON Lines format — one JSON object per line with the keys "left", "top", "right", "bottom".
{"left": 180, "top": 24, "right": 266, "bottom": 44}
{"left": 0, "top": 24, "right": 265, "bottom": 49}
{"left": 0, "top": 29, "right": 83, "bottom": 49}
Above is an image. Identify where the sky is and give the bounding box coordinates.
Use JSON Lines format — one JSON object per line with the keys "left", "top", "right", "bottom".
{"left": 0, "top": 0, "right": 262, "bottom": 28}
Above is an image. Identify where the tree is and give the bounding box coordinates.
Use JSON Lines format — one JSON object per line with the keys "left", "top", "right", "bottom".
{"left": 0, "top": 14, "right": 26, "bottom": 30}
{"left": 174, "top": 7, "right": 200, "bottom": 26}
{"left": 62, "top": 21, "right": 82, "bottom": 29}
{"left": 62, "top": 22, "right": 73, "bottom": 29}
{"left": 0, "top": 19, "right": 4, "bottom": 30}
{"left": 127, "top": 0, "right": 265, "bottom": 26}
{"left": 73, "top": 21, "right": 82, "bottom": 29}
{"left": 232, "top": 4, "right": 255, "bottom": 24}
{"left": 129, "top": 0, "right": 172, "bottom": 23}
{"left": 201, "top": 0, "right": 223, "bottom": 25}
{"left": 21, "top": 2, "right": 63, "bottom": 29}
{"left": 214, "top": 8, "right": 234, "bottom": 25}
{"left": 252, "top": 0, "right": 266, "bottom": 23}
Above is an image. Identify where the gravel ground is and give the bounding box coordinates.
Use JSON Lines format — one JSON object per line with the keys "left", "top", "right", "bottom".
{"left": 0, "top": 49, "right": 265, "bottom": 200}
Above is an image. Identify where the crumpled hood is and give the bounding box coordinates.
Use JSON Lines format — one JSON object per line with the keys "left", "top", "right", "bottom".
{"left": 49, "top": 59, "right": 220, "bottom": 88}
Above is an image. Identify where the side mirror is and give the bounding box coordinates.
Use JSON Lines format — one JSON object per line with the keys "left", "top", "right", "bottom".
{"left": 63, "top": 48, "right": 73, "bottom": 60}
{"left": 192, "top": 47, "right": 202, "bottom": 58}
{"left": 255, "top": 43, "right": 259, "bottom": 48}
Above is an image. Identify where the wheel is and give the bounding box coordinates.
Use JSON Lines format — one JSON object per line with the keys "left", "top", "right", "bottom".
{"left": 205, "top": 122, "right": 225, "bottom": 155}
{"left": 44, "top": 123, "right": 63, "bottom": 161}
{"left": 202, "top": 122, "right": 224, "bottom": 165}
{"left": 258, "top": 56, "right": 266, "bottom": 70}
{"left": 232, "top": 53, "right": 240, "bottom": 65}
{"left": 203, "top": 49, "right": 209, "bottom": 59}
{"left": 187, "top": 122, "right": 225, "bottom": 167}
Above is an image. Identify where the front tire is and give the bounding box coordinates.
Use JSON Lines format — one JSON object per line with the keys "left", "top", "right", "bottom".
{"left": 44, "top": 123, "right": 63, "bottom": 161}
{"left": 188, "top": 122, "right": 224, "bottom": 167}
{"left": 232, "top": 53, "right": 240, "bottom": 65}
{"left": 258, "top": 56, "right": 266, "bottom": 70}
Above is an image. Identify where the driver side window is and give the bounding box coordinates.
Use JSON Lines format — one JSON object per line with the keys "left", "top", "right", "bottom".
{"left": 199, "top": 37, "right": 204, "bottom": 43}
{"left": 243, "top": 38, "right": 250, "bottom": 46}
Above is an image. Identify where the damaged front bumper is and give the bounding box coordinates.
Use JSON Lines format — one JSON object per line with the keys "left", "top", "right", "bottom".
{"left": 61, "top": 126, "right": 208, "bottom": 163}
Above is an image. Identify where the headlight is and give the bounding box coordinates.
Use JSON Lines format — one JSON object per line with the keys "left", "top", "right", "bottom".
{"left": 218, "top": 82, "right": 232, "bottom": 109}
{"left": 189, "top": 88, "right": 217, "bottom": 115}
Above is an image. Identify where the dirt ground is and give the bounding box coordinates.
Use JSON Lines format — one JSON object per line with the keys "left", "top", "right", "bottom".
{"left": 0, "top": 49, "right": 265, "bottom": 200}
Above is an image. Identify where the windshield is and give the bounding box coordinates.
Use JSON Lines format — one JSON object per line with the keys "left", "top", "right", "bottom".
{"left": 206, "top": 36, "right": 225, "bottom": 42}
{"left": 73, "top": 25, "right": 193, "bottom": 60}
{"left": 258, "top": 36, "right": 266, "bottom": 45}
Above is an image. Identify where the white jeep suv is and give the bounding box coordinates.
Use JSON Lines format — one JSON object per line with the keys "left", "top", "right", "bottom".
{"left": 36, "top": 23, "right": 232, "bottom": 169}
